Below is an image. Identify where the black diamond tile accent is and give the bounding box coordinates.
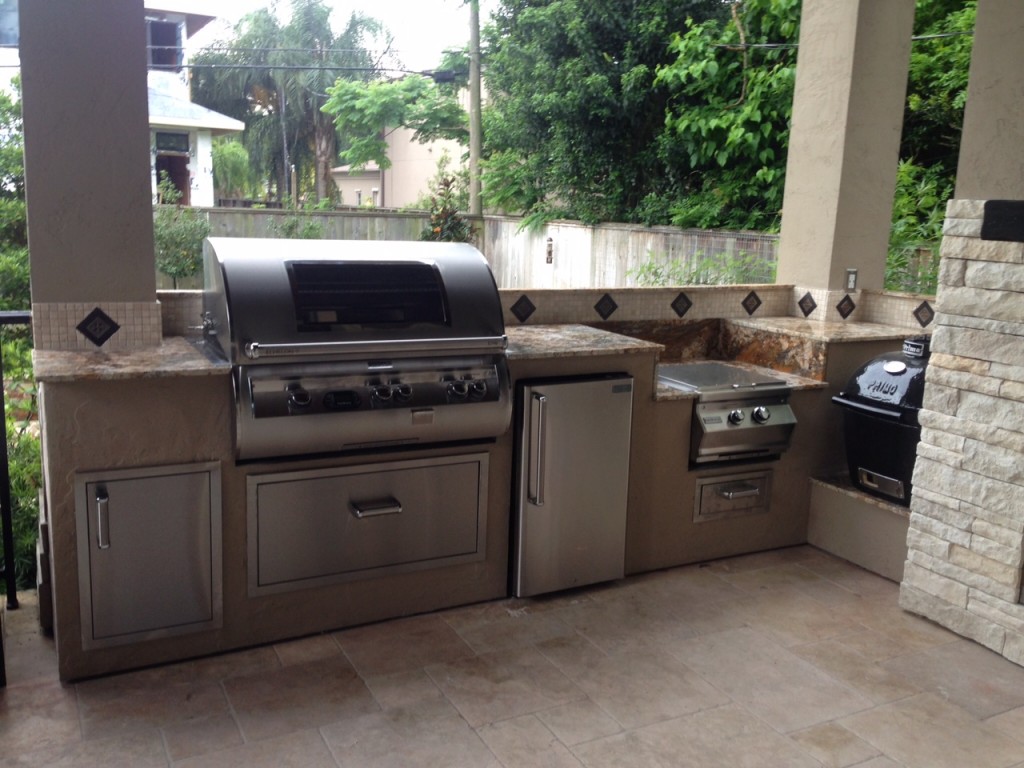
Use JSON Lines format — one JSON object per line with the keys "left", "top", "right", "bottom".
{"left": 914, "top": 300, "right": 935, "bottom": 328}
{"left": 741, "top": 290, "right": 762, "bottom": 316}
{"left": 510, "top": 294, "right": 536, "bottom": 324}
{"left": 798, "top": 292, "right": 817, "bottom": 318}
{"left": 981, "top": 200, "right": 1024, "bottom": 242}
{"left": 836, "top": 294, "right": 856, "bottom": 320}
{"left": 671, "top": 292, "right": 693, "bottom": 318}
{"left": 76, "top": 307, "right": 120, "bottom": 347}
{"left": 594, "top": 293, "right": 618, "bottom": 320}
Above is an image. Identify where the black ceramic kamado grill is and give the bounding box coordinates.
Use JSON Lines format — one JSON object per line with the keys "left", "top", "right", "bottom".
{"left": 832, "top": 337, "right": 930, "bottom": 505}
{"left": 202, "top": 238, "right": 512, "bottom": 461}
{"left": 658, "top": 361, "right": 798, "bottom": 465}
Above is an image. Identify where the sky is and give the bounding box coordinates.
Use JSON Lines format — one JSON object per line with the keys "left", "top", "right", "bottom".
{"left": 191, "top": 0, "right": 499, "bottom": 73}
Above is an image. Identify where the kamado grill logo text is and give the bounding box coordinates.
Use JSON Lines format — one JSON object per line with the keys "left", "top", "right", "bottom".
{"left": 867, "top": 379, "right": 899, "bottom": 397}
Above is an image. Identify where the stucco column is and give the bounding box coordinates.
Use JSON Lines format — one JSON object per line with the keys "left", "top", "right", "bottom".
{"left": 955, "top": 0, "right": 1024, "bottom": 200}
{"left": 21, "top": 0, "right": 162, "bottom": 350}
{"left": 776, "top": 0, "right": 915, "bottom": 302}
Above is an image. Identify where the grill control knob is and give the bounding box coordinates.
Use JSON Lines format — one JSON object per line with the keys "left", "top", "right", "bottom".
{"left": 728, "top": 409, "right": 746, "bottom": 425}
{"left": 372, "top": 385, "right": 394, "bottom": 402}
{"left": 447, "top": 380, "right": 470, "bottom": 399}
{"left": 394, "top": 383, "right": 413, "bottom": 402}
{"left": 287, "top": 385, "right": 312, "bottom": 409}
{"left": 469, "top": 379, "right": 488, "bottom": 399}
{"left": 751, "top": 406, "right": 771, "bottom": 424}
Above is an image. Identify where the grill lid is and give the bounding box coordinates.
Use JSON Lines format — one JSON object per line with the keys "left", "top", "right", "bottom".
{"left": 203, "top": 238, "right": 506, "bottom": 364}
{"left": 832, "top": 337, "right": 930, "bottom": 425}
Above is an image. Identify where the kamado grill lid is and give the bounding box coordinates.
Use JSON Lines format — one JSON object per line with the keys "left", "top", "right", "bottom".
{"left": 833, "top": 337, "right": 930, "bottom": 424}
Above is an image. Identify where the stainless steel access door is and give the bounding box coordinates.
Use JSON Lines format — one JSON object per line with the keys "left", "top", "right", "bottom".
{"left": 514, "top": 375, "right": 633, "bottom": 597}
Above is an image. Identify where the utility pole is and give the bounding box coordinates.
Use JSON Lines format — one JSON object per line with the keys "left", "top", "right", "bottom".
{"left": 468, "top": 0, "right": 483, "bottom": 217}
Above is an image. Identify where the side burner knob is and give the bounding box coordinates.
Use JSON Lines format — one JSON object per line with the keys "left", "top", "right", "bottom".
{"left": 447, "top": 380, "right": 470, "bottom": 399}
{"left": 751, "top": 406, "right": 771, "bottom": 424}
{"left": 287, "top": 384, "right": 312, "bottom": 409}
{"left": 727, "top": 409, "right": 746, "bottom": 425}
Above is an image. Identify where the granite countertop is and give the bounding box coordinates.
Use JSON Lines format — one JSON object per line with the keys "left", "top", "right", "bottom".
{"left": 726, "top": 317, "right": 927, "bottom": 343}
{"left": 33, "top": 336, "right": 229, "bottom": 382}
{"left": 507, "top": 324, "right": 663, "bottom": 360}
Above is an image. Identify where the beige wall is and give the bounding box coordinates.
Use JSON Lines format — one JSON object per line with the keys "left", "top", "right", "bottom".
{"left": 776, "top": 0, "right": 915, "bottom": 293}
{"left": 955, "top": 0, "right": 1024, "bottom": 200}
{"left": 21, "top": 0, "right": 157, "bottom": 305}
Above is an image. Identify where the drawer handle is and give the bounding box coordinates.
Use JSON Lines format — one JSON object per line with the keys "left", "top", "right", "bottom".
{"left": 350, "top": 497, "right": 403, "bottom": 519}
{"left": 96, "top": 490, "right": 111, "bottom": 550}
{"left": 716, "top": 483, "right": 760, "bottom": 500}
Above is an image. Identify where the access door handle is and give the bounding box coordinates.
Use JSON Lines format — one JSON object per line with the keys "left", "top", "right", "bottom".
{"left": 350, "top": 497, "right": 403, "bottom": 519}
{"left": 95, "top": 489, "right": 111, "bottom": 550}
{"left": 528, "top": 393, "right": 548, "bottom": 506}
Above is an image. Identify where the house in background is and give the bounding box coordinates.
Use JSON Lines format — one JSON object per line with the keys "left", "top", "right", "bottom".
{"left": 332, "top": 124, "right": 465, "bottom": 210}
{"left": 145, "top": 1, "right": 243, "bottom": 206}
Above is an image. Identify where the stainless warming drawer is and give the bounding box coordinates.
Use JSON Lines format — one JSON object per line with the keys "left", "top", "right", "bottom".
{"left": 247, "top": 453, "right": 489, "bottom": 595}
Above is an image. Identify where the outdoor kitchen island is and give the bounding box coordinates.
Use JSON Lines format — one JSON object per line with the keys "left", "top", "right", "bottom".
{"left": 33, "top": 324, "right": 650, "bottom": 680}
{"left": 34, "top": 321, "right": 878, "bottom": 680}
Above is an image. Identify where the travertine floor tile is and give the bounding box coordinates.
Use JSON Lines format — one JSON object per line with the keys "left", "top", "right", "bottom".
{"left": 162, "top": 711, "right": 244, "bottom": 762}
{"left": 881, "top": 639, "right": 1024, "bottom": 718}
{"left": 561, "top": 650, "right": 729, "bottom": 730}
{"left": 321, "top": 697, "right": 500, "bottom": 767}
{"left": 273, "top": 633, "right": 341, "bottom": 667}
{"left": 534, "top": 698, "right": 622, "bottom": 746}
{"left": 172, "top": 728, "right": 338, "bottom": 768}
{"left": 792, "top": 638, "right": 921, "bottom": 704}
{"left": 673, "top": 626, "right": 873, "bottom": 733}
{"left": 789, "top": 721, "right": 883, "bottom": 768}
{"left": 841, "top": 692, "right": 1024, "bottom": 768}
{"left": 730, "top": 589, "right": 864, "bottom": 647}
{"left": 335, "top": 613, "right": 475, "bottom": 676}
{"left": 425, "top": 645, "right": 583, "bottom": 728}
{"left": 0, "top": 679, "right": 80, "bottom": 756}
{"left": 444, "top": 602, "right": 577, "bottom": 654}
{"left": 552, "top": 589, "right": 697, "bottom": 655}
{"left": 0, "top": 729, "right": 167, "bottom": 768}
{"left": 477, "top": 714, "right": 583, "bottom": 768}
{"left": 223, "top": 655, "right": 378, "bottom": 742}
{"left": 572, "top": 703, "right": 821, "bottom": 768}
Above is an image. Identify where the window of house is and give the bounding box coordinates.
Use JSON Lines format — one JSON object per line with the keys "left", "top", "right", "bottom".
{"left": 147, "top": 19, "right": 181, "bottom": 71}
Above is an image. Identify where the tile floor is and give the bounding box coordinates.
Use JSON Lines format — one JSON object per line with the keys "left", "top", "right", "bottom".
{"left": 5, "top": 545, "right": 1024, "bottom": 767}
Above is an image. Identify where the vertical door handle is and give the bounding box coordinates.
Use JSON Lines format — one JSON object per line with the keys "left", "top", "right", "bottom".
{"left": 96, "top": 489, "right": 111, "bottom": 550}
{"left": 528, "top": 393, "right": 547, "bottom": 506}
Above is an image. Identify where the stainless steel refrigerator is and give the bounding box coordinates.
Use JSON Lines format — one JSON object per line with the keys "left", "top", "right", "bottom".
{"left": 513, "top": 374, "right": 633, "bottom": 597}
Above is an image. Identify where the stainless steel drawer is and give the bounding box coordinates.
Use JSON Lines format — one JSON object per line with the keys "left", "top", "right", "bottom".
{"left": 247, "top": 453, "right": 488, "bottom": 595}
{"left": 694, "top": 470, "right": 772, "bottom": 522}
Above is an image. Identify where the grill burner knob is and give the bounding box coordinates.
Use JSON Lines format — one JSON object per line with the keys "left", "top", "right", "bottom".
{"left": 395, "top": 383, "right": 413, "bottom": 402}
{"left": 469, "top": 379, "right": 488, "bottom": 399}
{"left": 728, "top": 409, "right": 746, "bottom": 425}
{"left": 372, "top": 385, "right": 394, "bottom": 402}
{"left": 287, "top": 385, "right": 312, "bottom": 409}
{"left": 447, "top": 380, "right": 470, "bottom": 399}
{"left": 751, "top": 406, "right": 771, "bottom": 424}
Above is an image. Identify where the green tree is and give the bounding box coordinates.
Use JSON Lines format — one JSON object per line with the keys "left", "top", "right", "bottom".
{"left": 481, "top": 0, "right": 728, "bottom": 226}
{"left": 211, "top": 138, "right": 260, "bottom": 201}
{"left": 655, "top": 0, "right": 799, "bottom": 231}
{"left": 322, "top": 74, "right": 468, "bottom": 171}
{"left": 154, "top": 174, "right": 210, "bottom": 288}
{"left": 192, "top": 1, "right": 387, "bottom": 204}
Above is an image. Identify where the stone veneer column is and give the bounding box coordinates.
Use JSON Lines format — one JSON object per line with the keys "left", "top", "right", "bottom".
{"left": 900, "top": 200, "right": 1024, "bottom": 664}
{"left": 21, "top": 0, "right": 162, "bottom": 350}
{"left": 775, "top": 0, "right": 915, "bottom": 322}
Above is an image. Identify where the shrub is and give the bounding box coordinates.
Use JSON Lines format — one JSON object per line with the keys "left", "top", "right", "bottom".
{"left": 153, "top": 173, "right": 210, "bottom": 288}
{"left": 628, "top": 250, "right": 777, "bottom": 286}
{"left": 420, "top": 177, "right": 473, "bottom": 243}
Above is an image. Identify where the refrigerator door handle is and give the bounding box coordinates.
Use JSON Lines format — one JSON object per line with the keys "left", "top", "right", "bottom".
{"left": 528, "top": 393, "right": 547, "bottom": 506}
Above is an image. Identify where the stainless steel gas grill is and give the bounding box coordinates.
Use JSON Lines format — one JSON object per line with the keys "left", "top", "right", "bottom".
{"left": 202, "top": 238, "right": 512, "bottom": 460}
{"left": 658, "top": 361, "right": 797, "bottom": 465}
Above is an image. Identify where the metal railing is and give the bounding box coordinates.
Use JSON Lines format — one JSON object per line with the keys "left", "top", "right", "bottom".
{"left": 0, "top": 309, "right": 32, "bottom": 688}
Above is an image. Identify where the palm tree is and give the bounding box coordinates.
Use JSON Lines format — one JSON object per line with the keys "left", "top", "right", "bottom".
{"left": 192, "top": 1, "right": 389, "bottom": 204}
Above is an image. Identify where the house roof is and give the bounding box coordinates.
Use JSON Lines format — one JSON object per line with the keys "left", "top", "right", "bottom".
{"left": 148, "top": 87, "right": 244, "bottom": 135}
{"left": 143, "top": 1, "right": 215, "bottom": 38}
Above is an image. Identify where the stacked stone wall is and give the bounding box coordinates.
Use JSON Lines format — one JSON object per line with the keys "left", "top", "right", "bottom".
{"left": 900, "top": 199, "right": 1024, "bottom": 663}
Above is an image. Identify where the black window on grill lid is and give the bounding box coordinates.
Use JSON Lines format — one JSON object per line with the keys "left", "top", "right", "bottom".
{"left": 287, "top": 261, "right": 451, "bottom": 330}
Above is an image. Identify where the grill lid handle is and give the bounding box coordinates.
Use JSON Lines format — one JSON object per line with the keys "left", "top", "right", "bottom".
{"left": 244, "top": 336, "right": 508, "bottom": 360}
